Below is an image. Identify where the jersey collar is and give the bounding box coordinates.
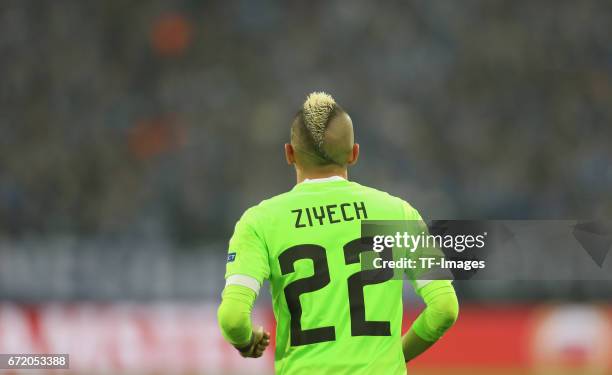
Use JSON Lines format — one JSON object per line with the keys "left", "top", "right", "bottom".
{"left": 301, "top": 176, "right": 346, "bottom": 184}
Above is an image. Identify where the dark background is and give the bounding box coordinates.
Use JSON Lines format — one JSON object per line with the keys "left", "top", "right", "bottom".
{"left": 0, "top": 1, "right": 611, "bottom": 302}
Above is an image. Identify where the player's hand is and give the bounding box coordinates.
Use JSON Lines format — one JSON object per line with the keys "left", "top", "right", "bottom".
{"left": 236, "top": 326, "right": 271, "bottom": 358}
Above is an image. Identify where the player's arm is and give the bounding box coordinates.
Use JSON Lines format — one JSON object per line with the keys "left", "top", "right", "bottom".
{"left": 400, "top": 202, "right": 459, "bottom": 361}
{"left": 217, "top": 282, "right": 270, "bottom": 357}
{"left": 217, "top": 206, "right": 271, "bottom": 358}
{"left": 402, "top": 280, "right": 459, "bottom": 362}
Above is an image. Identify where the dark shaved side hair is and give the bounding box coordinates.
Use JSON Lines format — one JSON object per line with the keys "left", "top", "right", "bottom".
{"left": 290, "top": 92, "right": 354, "bottom": 170}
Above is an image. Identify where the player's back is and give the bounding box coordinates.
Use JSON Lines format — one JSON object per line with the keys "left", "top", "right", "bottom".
{"left": 227, "top": 178, "right": 421, "bottom": 375}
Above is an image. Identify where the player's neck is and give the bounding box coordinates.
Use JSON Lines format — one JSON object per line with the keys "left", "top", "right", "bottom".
{"left": 296, "top": 168, "right": 348, "bottom": 184}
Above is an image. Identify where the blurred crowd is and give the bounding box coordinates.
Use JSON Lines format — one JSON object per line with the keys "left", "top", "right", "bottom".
{"left": 0, "top": 0, "right": 611, "bottom": 302}
{"left": 0, "top": 0, "right": 610, "bottom": 242}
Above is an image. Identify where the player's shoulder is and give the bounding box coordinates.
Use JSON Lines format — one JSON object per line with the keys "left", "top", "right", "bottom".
{"left": 349, "top": 180, "right": 399, "bottom": 199}
{"left": 253, "top": 189, "right": 295, "bottom": 209}
{"left": 237, "top": 190, "right": 295, "bottom": 221}
{"left": 239, "top": 181, "right": 421, "bottom": 220}
{"left": 349, "top": 181, "right": 422, "bottom": 220}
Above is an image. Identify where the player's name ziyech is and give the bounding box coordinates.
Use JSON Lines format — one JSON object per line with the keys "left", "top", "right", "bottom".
{"left": 291, "top": 201, "right": 367, "bottom": 228}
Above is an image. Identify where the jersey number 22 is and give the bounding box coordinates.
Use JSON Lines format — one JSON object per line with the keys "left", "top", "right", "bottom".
{"left": 279, "top": 237, "right": 394, "bottom": 346}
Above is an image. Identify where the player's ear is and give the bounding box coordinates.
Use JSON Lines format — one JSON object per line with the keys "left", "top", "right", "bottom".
{"left": 347, "top": 143, "right": 359, "bottom": 165}
{"left": 285, "top": 143, "right": 296, "bottom": 165}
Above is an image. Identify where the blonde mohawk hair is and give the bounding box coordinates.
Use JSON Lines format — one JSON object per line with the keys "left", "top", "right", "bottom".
{"left": 302, "top": 91, "right": 337, "bottom": 149}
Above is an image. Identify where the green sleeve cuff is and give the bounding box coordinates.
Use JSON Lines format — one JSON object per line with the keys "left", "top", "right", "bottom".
{"left": 411, "top": 280, "right": 459, "bottom": 342}
{"left": 217, "top": 284, "right": 257, "bottom": 346}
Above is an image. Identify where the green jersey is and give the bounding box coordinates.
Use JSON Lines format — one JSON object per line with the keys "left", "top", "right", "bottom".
{"left": 225, "top": 178, "right": 424, "bottom": 375}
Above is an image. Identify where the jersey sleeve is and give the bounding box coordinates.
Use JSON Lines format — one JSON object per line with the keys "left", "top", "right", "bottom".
{"left": 401, "top": 201, "right": 428, "bottom": 233}
{"left": 225, "top": 206, "right": 270, "bottom": 286}
{"left": 410, "top": 280, "right": 459, "bottom": 342}
{"left": 401, "top": 201, "right": 449, "bottom": 291}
